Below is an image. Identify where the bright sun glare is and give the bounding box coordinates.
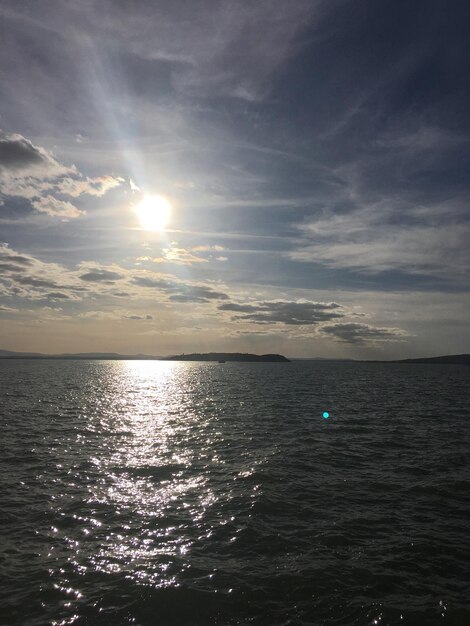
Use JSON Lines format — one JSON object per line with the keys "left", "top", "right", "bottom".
{"left": 134, "top": 195, "right": 172, "bottom": 231}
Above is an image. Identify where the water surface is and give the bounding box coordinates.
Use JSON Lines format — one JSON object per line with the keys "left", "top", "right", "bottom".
{"left": 1, "top": 360, "right": 469, "bottom": 625}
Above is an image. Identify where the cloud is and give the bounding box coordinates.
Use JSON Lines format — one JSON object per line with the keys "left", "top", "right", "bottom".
{"left": 162, "top": 248, "right": 208, "bottom": 265}
{"left": 320, "top": 323, "right": 409, "bottom": 344}
{"left": 291, "top": 199, "right": 470, "bottom": 282}
{"left": 78, "top": 310, "right": 120, "bottom": 320}
{"left": 0, "top": 244, "right": 101, "bottom": 301}
{"left": 0, "top": 130, "right": 74, "bottom": 180}
{"left": 0, "top": 241, "right": 416, "bottom": 352}
{"left": 122, "top": 314, "right": 153, "bottom": 320}
{"left": 0, "top": 244, "right": 88, "bottom": 300}
{"left": 217, "top": 298, "right": 411, "bottom": 347}
{"left": 219, "top": 303, "right": 258, "bottom": 313}
{"left": 132, "top": 276, "right": 173, "bottom": 289}
{"left": 141, "top": 247, "right": 208, "bottom": 266}
{"left": 132, "top": 275, "right": 229, "bottom": 303}
{"left": 46, "top": 292, "right": 71, "bottom": 300}
{"left": 219, "top": 300, "right": 344, "bottom": 325}
{"left": 53, "top": 175, "right": 124, "bottom": 197}
{"left": 15, "top": 276, "right": 60, "bottom": 289}
{"left": 0, "top": 244, "right": 231, "bottom": 312}
{"left": 0, "top": 132, "right": 48, "bottom": 170}
{"left": 79, "top": 269, "right": 123, "bottom": 282}
{"left": 0, "top": 250, "right": 34, "bottom": 273}
{"left": 0, "top": 1, "right": 330, "bottom": 104}
{"left": 168, "top": 294, "right": 210, "bottom": 304}
{"left": 138, "top": 243, "right": 228, "bottom": 266}
{"left": 67, "top": 1, "right": 323, "bottom": 101}
{"left": 0, "top": 130, "right": 122, "bottom": 220}
{"left": 32, "top": 196, "right": 84, "bottom": 219}
{"left": 3, "top": 254, "right": 33, "bottom": 266}
{"left": 375, "top": 126, "right": 465, "bottom": 152}
{"left": 192, "top": 244, "right": 224, "bottom": 252}
{"left": 170, "top": 285, "right": 229, "bottom": 302}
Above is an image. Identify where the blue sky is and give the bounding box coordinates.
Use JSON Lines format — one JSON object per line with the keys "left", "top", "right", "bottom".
{"left": 0, "top": 0, "right": 469, "bottom": 358}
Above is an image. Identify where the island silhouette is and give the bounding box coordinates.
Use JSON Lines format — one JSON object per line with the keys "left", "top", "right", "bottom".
{"left": 162, "top": 353, "right": 290, "bottom": 362}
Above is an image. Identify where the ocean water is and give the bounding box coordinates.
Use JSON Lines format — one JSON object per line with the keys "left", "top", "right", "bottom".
{"left": 0, "top": 359, "right": 469, "bottom": 626}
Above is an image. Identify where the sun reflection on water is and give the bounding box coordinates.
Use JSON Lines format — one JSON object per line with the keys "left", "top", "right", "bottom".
{"left": 44, "top": 359, "right": 273, "bottom": 621}
{"left": 82, "top": 361, "right": 223, "bottom": 587}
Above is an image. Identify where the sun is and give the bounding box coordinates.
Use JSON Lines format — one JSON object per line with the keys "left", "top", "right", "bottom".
{"left": 134, "top": 195, "right": 172, "bottom": 231}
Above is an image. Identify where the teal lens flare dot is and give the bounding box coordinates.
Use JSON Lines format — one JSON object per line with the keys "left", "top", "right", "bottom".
{"left": 323, "top": 412, "right": 330, "bottom": 419}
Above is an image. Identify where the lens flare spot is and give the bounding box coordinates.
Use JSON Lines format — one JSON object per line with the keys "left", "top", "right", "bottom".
{"left": 323, "top": 411, "right": 330, "bottom": 419}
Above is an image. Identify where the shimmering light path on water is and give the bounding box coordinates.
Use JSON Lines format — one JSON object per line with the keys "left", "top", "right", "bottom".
{"left": 1, "top": 360, "right": 469, "bottom": 625}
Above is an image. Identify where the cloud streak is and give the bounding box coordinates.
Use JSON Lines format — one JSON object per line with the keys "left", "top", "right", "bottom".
{"left": 291, "top": 198, "right": 470, "bottom": 283}
{"left": 219, "top": 300, "right": 344, "bottom": 325}
{"left": 1, "top": 0, "right": 325, "bottom": 102}
{"left": 320, "top": 323, "right": 409, "bottom": 344}
{"left": 133, "top": 276, "right": 229, "bottom": 303}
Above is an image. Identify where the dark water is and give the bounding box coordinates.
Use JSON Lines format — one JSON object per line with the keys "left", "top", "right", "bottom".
{"left": 1, "top": 360, "right": 469, "bottom": 626}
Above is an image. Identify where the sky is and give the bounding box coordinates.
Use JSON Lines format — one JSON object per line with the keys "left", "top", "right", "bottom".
{"left": 0, "top": 0, "right": 469, "bottom": 358}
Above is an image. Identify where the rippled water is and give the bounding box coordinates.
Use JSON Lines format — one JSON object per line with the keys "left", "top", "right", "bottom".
{"left": 0, "top": 359, "right": 469, "bottom": 625}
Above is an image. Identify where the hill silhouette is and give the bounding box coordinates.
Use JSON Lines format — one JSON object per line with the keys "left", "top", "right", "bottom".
{"left": 163, "top": 353, "right": 290, "bottom": 362}
{"left": 393, "top": 354, "right": 469, "bottom": 365}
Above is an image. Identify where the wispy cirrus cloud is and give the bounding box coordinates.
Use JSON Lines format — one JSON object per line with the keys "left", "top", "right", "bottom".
{"left": 137, "top": 243, "right": 227, "bottom": 266}
{"left": 138, "top": 248, "right": 208, "bottom": 266}
{"left": 0, "top": 0, "right": 326, "bottom": 103}
{"left": 290, "top": 197, "right": 470, "bottom": 283}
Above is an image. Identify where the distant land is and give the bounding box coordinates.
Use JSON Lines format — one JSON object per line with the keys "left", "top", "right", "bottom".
{"left": 291, "top": 357, "right": 356, "bottom": 362}
{"left": 0, "top": 349, "right": 158, "bottom": 360}
{"left": 0, "top": 350, "right": 468, "bottom": 364}
{"left": 293, "top": 355, "right": 470, "bottom": 365}
{"left": 162, "top": 353, "right": 289, "bottom": 362}
{"left": 392, "top": 354, "right": 470, "bottom": 365}
{"left": 0, "top": 349, "right": 289, "bottom": 362}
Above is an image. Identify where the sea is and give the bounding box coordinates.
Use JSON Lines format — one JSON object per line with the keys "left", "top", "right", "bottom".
{"left": 1, "top": 359, "right": 469, "bottom": 626}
